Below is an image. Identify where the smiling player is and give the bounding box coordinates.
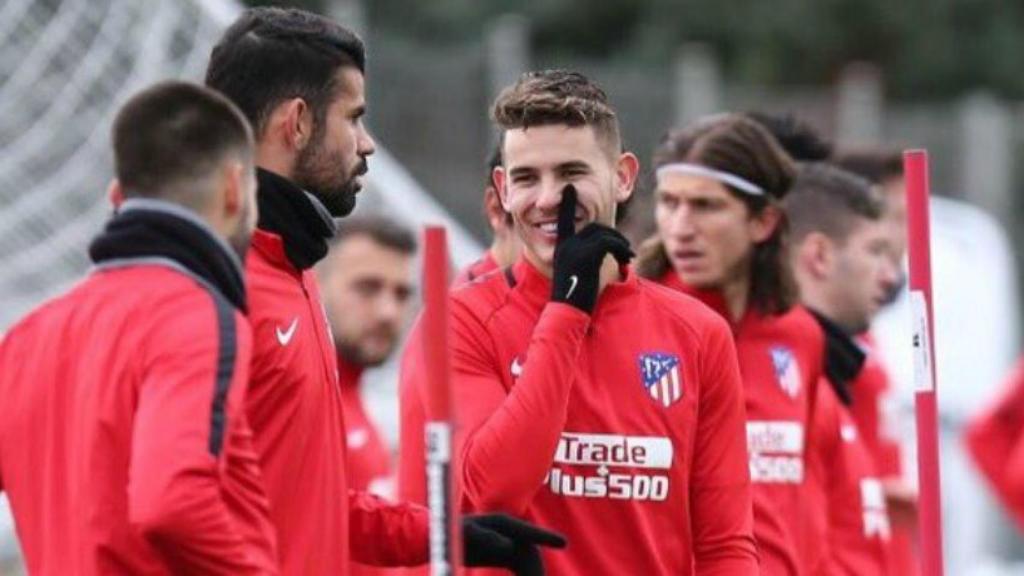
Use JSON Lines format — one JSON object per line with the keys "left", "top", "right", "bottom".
{"left": 399, "top": 70, "right": 759, "bottom": 575}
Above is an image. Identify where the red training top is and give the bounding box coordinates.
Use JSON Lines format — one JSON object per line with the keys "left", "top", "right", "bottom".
{"left": 657, "top": 271, "right": 825, "bottom": 576}
{"left": 338, "top": 355, "right": 400, "bottom": 576}
{"left": 852, "top": 334, "right": 918, "bottom": 576}
{"left": 246, "top": 229, "right": 429, "bottom": 575}
{"left": 453, "top": 251, "right": 501, "bottom": 286}
{"left": 803, "top": 379, "right": 891, "bottom": 575}
{"left": 0, "top": 262, "right": 277, "bottom": 575}
{"left": 850, "top": 334, "right": 903, "bottom": 478}
{"left": 965, "top": 357, "right": 1024, "bottom": 534}
{"left": 400, "top": 258, "right": 759, "bottom": 575}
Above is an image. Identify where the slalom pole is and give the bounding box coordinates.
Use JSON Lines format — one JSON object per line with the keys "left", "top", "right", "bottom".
{"left": 904, "top": 150, "right": 945, "bottom": 576}
{"left": 423, "top": 226, "right": 461, "bottom": 576}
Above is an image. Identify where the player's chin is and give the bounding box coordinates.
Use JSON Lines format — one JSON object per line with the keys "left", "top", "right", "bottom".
{"left": 524, "top": 241, "right": 555, "bottom": 268}
{"left": 675, "top": 268, "right": 718, "bottom": 290}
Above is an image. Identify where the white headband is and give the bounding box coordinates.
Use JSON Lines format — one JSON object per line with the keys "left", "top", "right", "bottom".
{"left": 655, "top": 163, "right": 765, "bottom": 196}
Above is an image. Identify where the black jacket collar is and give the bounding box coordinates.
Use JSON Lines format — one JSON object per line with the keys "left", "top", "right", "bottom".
{"left": 255, "top": 168, "right": 336, "bottom": 270}
{"left": 88, "top": 198, "right": 247, "bottom": 311}
{"left": 809, "top": 309, "right": 867, "bottom": 406}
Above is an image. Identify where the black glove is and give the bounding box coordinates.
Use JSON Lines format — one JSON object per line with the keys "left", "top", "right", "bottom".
{"left": 551, "top": 185, "right": 634, "bottom": 313}
{"left": 462, "top": 513, "right": 567, "bottom": 576}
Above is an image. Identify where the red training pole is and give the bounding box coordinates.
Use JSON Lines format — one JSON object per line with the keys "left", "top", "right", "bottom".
{"left": 904, "top": 150, "right": 945, "bottom": 576}
{"left": 422, "top": 226, "right": 461, "bottom": 576}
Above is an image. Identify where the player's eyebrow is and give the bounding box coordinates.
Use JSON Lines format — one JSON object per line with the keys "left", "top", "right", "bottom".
{"left": 507, "top": 165, "right": 537, "bottom": 178}
{"left": 556, "top": 160, "right": 590, "bottom": 173}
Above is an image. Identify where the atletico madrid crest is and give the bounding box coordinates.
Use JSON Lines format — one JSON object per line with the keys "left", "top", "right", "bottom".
{"left": 638, "top": 352, "right": 683, "bottom": 408}
{"left": 770, "top": 346, "right": 802, "bottom": 399}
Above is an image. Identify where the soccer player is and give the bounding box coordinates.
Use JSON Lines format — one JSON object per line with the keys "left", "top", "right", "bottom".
{"left": 400, "top": 70, "right": 759, "bottom": 575}
{"left": 832, "top": 148, "right": 907, "bottom": 299}
{"left": 637, "top": 113, "right": 825, "bottom": 575}
{"left": 832, "top": 148, "right": 918, "bottom": 576}
{"left": 0, "top": 82, "right": 277, "bottom": 574}
{"left": 965, "top": 359, "right": 1024, "bottom": 534}
{"left": 399, "top": 148, "right": 520, "bottom": 541}
{"left": 785, "top": 163, "right": 903, "bottom": 574}
{"left": 206, "top": 8, "right": 564, "bottom": 576}
{"left": 455, "top": 145, "right": 522, "bottom": 284}
{"left": 318, "top": 215, "right": 416, "bottom": 576}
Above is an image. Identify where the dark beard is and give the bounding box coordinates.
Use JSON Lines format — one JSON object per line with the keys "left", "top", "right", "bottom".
{"left": 294, "top": 145, "right": 365, "bottom": 218}
{"left": 316, "top": 177, "right": 358, "bottom": 217}
{"left": 337, "top": 338, "right": 392, "bottom": 369}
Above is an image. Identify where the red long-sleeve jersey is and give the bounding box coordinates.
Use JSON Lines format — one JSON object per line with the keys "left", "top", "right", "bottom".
{"left": 656, "top": 271, "right": 824, "bottom": 576}
{"left": 0, "top": 262, "right": 277, "bottom": 575}
{"left": 246, "top": 229, "right": 428, "bottom": 575}
{"left": 338, "top": 356, "right": 399, "bottom": 576}
{"left": 850, "top": 335, "right": 902, "bottom": 478}
{"left": 400, "top": 258, "right": 758, "bottom": 575}
{"left": 803, "top": 379, "right": 891, "bottom": 575}
{"left": 852, "top": 334, "right": 918, "bottom": 576}
{"left": 965, "top": 358, "right": 1024, "bottom": 533}
{"left": 454, "top": 251, "right": 501, "bottom": 286}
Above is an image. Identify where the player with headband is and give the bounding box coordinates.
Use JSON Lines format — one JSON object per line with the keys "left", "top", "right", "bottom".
{"left": 637, "top": 113, "right": 826, "bottom": 575}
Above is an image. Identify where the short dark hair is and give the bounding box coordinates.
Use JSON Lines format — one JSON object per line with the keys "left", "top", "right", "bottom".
{"left": 745, "top": 111, "right": 833, "bottom": 162}
{"left": 112, "top": 81, "right": 253, "bottom": 205}
{"left": 205, "top": 7, "right": 365, "bottom": 137}
{"left": 332, "top": 214, "right": 416, "bottom": 255}
{"left": 832, "top": 148, "right": 903, "bottom": 184}
{"left": 492, "top": 70, "right": 621, "bottom": 154}
{"left": 785, "top": 163, "right": 885, "bottom": 245}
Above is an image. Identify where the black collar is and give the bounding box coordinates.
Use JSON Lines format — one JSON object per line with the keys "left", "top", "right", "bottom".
{"left": 809, "top": 309, "right": 867, "bottom": 405}
{"left": 256, "top": 168, "right": 336, "bottom": 270}
{"left": 88, "top": 198, "right": 247, "bottom": 311}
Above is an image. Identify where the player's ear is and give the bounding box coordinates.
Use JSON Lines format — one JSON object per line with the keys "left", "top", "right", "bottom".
{"left": 106, "top": 179, "right": 124, "bottom": 209}
{"left": 492, "top": 166, "right": 511, "bottom": 213}
{"left": 268, "top": 97, "right": 312, "bottom": 153}
{"left": 221, "top": 160, "right": 244, "bottom": 219}
{"left": 614, "top": 151, "right": 639, "bottom": 203}
{"left": 749, "top": 204, "right": 781, "bottom": 243}
{"left": 801, "top": 231, "right": 833, "bottom": 280}
{"left": 483, "top": 187, "right": 506, "bottom": 232}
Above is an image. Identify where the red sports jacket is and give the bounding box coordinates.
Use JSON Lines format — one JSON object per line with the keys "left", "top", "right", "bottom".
{"left": 0, "top": 262, "right": 277, "bottom": 575}
{"left": 657, "top": 271, "right": 825, "bottom": 576}
{"left": 853, "top": 334, "right": 918, "bottom": 576}
{"left": 453, "top": 251, "right": 501, "bottom": 286}
{"left": 337, "top": 356, "right": 400, "bottom": 576}
{"left": 400, "top": 258, "right": 758, "bottom": 575}
{"left": 246, "top": 228, "right": 428, "bottom": 575}
{"left": 965, "top": 358, "right": 1024, "bottom": 533}
{"left": 804, "top": 380, "right": 891, "bottom": 575}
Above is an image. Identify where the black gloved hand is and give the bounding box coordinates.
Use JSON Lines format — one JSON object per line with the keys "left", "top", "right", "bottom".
{"left": 462, "top": 513, "right": 567, "bottom": 576}
{"left": 551, "top": 185, "right": 635, "bottom": 314}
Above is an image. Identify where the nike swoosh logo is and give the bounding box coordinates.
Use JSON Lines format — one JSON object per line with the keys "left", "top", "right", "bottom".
{"left": 276, "top": 317, "right": 299, "bottom": 346}
{"left": 566, "top": 275, "right": 579, "bottom": 300}
{"left": 511, "top": 356, "right": 524, "bottom": 378}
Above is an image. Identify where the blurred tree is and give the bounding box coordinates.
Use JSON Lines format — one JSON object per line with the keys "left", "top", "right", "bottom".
{"left": 349, "top": 0, "right": 1024, "bottom": 100}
